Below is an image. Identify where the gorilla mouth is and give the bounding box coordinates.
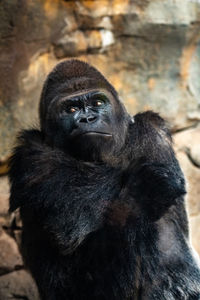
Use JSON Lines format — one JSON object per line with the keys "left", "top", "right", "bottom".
{"left": 70, "top": 130, "right": 112, "bottom": 138}
{"left": 81, "top": 131, "right": 112, "bottom": 137}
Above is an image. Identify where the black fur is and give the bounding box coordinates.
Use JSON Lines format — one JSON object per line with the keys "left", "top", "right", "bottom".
{"left": 9, "top": 60, "right": 200, "bottom": 300}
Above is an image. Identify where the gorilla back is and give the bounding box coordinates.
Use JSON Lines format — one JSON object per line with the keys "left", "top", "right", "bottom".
{"left": 9, "top": 59, "right": 200, "bottom": 300}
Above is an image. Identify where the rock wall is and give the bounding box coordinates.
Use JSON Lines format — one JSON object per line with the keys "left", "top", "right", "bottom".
{"left": 0, "top": 0, "right": 200, "bottom": 299}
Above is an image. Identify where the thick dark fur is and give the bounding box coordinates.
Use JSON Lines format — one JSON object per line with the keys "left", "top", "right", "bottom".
{"left": 9, "top": 60, "right": 200, "bottom": 300}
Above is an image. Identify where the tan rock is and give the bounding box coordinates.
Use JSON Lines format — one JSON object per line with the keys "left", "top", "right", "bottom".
{"left": 0, "top": 176, "right": 13, "bottom": 228}
{"left": 0, "top": 231, "right": 23, "bottom": 275}
{"left": 86, "top": 30, "right": 102, "bottom": 49}
{"left": 173, "top": 129, "right": 200, "bottom": 255}
{"left": 175, "top": 151, "right": 200, "bottom": 217}
{"left": 173, "top": 127, "right": 200, "bottom": 216}
{"left": 190, "top": 144, "right": 200, "bottom": 167}
{"left": 0, "top": 176, "right": 9, "bottom": 194}
{"left": 54, "top": 30, "right": 87, "bottom": 58}
{"left": 0, "top": 193, "right": 9, "bottom": 217}
{"left": 173, "top": 126, "right": 200, "bottom": 153}
{"left": 190, "top": 215, "right": 200, "bottom": 256}
{"left": 0, "top": 176, "right": 9, "bottom": 215}
{"left": 0, "top": 270, "right": 40, "bottom": 300}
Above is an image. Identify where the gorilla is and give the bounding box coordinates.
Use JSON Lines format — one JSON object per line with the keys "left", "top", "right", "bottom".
{"left": 9, "top": 59, "right": 200, "bottom": 300}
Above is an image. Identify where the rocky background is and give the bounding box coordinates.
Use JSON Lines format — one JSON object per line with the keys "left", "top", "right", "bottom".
{"left": 0, "top": 0, "right": 200, "bottom": 299}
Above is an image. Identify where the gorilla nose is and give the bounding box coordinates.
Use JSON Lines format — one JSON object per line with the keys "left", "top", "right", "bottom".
{"left": 79, "top": 116, "right": 97, "bottom": 123}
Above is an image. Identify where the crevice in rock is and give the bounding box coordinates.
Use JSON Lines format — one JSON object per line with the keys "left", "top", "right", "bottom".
{"left": 184, "top": 147, "right": 200, "bottom": 169}
{"left": 11, "top": 294, "right": 28, "bottom": 300}
{"left": 0, "top": 266, "right": 24, "bottom": 278}
{"left": 171, "top": 122, "right": 199, "bottom": 134}
{"left": 79, "top": 26, "right": 107, "bottom": 31}
{"left": 176, "top": 146, "right": 200, "bottom": 169}
{"left": 0, "top": 160, "right": 9, "bottom": 176}
{"left": 118, "top": 34, "right": 151, "bottom": 42}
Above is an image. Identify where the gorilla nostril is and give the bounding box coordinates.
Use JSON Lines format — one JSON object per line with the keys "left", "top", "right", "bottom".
{"left": 79, "top": 116, "right": 97, "bottom": 123}
{"left": 87, "top": 116, "right": 97, "bottom": 123}
{"left": 79, "top": 117, "right": 88, "bottom": 123}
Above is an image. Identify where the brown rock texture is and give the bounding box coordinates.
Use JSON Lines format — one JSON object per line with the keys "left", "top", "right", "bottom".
{"left": 0, "top": 270, "right": 40, "bottom": 300}
{"left": 0, "top": 230, "right": 23, "bottom": 276}
{"left": 0, "top": 0, "right": 200, "bottom": 298}
{"left": 174, "top": 126, "right": 200, "bottom": 255}
{"left": 0, "top": 177, "right": 39, "bottom": 299}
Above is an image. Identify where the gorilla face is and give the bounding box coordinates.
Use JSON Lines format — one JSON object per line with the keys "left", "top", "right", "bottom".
{"left": 39, "top": 59, "right": 130, "bottom": 162}
{"left": 44, "top": 88, "right": 128, "bottom": 162}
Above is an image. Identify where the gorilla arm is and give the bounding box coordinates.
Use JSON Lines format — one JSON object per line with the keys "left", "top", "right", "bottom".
{"left": 127, "top": 111, "right": 186, "bottom": 221}
{"left": 9, "top": 130, "right": 106, "bottom": 254}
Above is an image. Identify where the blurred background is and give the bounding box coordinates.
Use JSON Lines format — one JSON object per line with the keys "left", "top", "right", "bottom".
{"left": 0, "top": 0, "right": 200, "bottom": 299}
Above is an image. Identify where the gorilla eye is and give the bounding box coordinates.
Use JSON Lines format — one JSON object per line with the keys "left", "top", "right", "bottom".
{"left": 67, "top": 107, "right": 79, "bottom": 113}
{"left": 92, "top": 100, "right": 104, "bottom": 107}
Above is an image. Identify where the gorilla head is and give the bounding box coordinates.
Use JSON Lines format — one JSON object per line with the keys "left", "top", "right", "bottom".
{"left": 39, "top": 60, "right": 130, "bottom": 162}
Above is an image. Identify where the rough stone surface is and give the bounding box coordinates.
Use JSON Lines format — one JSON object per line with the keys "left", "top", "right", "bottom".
{"left": 173, "top": 127, "right": 200, "bottom": 256}
{"left": 0, "top": 0, "right": 200, "bottom": 298}
{"left": 174, "top": 126, "right": 200, "bottom": 217}
{"left": 0, "top": 270, "right": 40, "bottom": 300}
{"left": 0, "top": 176, "right": 9, "bottom": 215}
{"left": 176, "top": 151, "right": 200, "bottom": 216}
{"left": 190, "top": 215, "right": 200, "bottom": 256}
{"left": 0, "top": 231, "right": 23, "bottom": 276}
{"left": 0, "top": 176, "right": 12, "bottom": 228}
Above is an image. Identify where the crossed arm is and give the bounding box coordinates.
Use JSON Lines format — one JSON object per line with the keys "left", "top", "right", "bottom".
{"left": 126, "top": 111, "right": 186, "bottom": 220}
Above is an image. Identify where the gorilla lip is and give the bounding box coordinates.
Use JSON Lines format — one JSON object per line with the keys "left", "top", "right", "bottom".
{"left": 81, "top": 131, "right": 112, "bottom": 137}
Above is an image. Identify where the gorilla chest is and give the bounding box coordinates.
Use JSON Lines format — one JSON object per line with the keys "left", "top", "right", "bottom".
{"left": 72, "top": 167, "right": 137, "bottom": 227}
